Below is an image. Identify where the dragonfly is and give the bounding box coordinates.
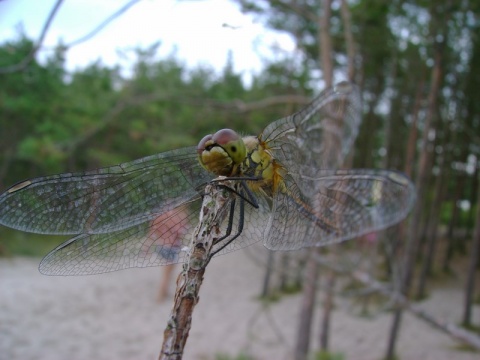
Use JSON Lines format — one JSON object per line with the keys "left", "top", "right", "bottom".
{"left": 0, "top": 82, "right": 416, "bottom": 276}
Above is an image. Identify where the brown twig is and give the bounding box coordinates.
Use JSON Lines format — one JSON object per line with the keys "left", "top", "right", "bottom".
{"left": 159, "top": 180, "right": 233, "bottom": 360}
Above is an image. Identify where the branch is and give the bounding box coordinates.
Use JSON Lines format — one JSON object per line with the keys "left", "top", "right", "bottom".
{"left": 159, "top": 180, "right": 233, "bottom": 359}
{"left": 63, "top": 0, "right": 143, "bottom": 49}
{"left": 0, "top": 0, "right": 144, "bottom": 74}
{"left": 0, "top": 0, "right": 64, "bottom": 74}
{"left": 315, "top": 255, "right": 480, "bottom": 350}
{"left": 62, "top": 92, "right": 311, "bottom": 154}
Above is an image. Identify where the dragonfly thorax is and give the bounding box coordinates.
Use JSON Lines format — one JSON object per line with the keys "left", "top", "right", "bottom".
{"left": 242, "top": 136, "right": 286, "bottom": 194}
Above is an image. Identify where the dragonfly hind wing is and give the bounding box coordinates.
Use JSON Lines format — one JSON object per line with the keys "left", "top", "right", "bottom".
{"left": 39, "top": 205, "right": 199, "bottom": 275}
{"left": 264, "top": 169, "right": 416, "bottom": 251}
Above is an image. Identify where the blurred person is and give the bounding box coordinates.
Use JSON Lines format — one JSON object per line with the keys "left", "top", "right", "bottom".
{"left": 147, "top": 208, "right": 189, "bottom": 302}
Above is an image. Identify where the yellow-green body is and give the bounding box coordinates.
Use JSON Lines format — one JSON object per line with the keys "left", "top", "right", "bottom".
{"left": 197, "top": 130, "right": 287, "bottom": 197}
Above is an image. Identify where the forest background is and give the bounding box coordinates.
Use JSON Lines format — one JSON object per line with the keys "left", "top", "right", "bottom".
{"left": 0, "top": 1, "right": 479, "bottom": 359}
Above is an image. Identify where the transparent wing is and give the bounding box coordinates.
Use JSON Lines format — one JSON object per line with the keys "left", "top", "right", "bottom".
{"left": 38, "top": 204, "right": 202, "bottom": 275}
{"left": 38, "top": 190, "right": 274, "bottom": 276}
{"left": 211, "top": 189, "right": 273, "bottom": 256}
{"left": 261, "top": 81, "right": 362, "bottom": 172}
{"left": 264, "top": 169, "right": 416, "bottom": 250}
{"left": 0, "top": 147, "right": 211, "bottom": 235}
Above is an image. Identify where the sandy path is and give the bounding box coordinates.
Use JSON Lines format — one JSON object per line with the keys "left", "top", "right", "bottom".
{"left": 0, "top": 243, "right": 479, "bottom": 360}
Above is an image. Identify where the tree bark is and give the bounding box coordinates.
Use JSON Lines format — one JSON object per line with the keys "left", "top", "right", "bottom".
{"left": 340, "top": 0, "right": 355, "bottom": 81}
{"left": 442, "top": 173, "right": 467, "bottom": 271}
{"left": 319, "top": 0, "right": 333, "bottom": 87}
{"left": 462, "top": 175, "right": 480, "bottom": 326}
{"left": 404, "top": 74, "right": 425, "bottom": 178}
{"left": 319, "top": 267, "right": 336, "bottom": 350}
{"left": 295, "top": 1, "right": 334, "bottom": 358}
{"left": 416, "top": 165, "right": 447, "bottom": 299}
{"left": 260, "top": 250, "right": 275, "bottom": 298}
{"left": 295, "top": 252, "right": 320, "bottom": 360}
{"left": 385, "top": 11, "right": 446, "bottom": 359}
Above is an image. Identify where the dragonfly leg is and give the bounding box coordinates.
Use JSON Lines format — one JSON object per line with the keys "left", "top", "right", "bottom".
{"left": 212, "top": 198, "right": 236, "bottom": 247}
{"left": 239, "top": 180, "right": 259, "bottom": 209}
{"left": 215, "top": 180, "right": 259, "bottom": 209}
{"left": 209, "top": 193, "right": 245, "bottom": 259}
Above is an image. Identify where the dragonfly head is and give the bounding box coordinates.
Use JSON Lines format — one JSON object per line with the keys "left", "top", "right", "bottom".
{"left": 197, "top": 129, "right": 246, "bottom": 176}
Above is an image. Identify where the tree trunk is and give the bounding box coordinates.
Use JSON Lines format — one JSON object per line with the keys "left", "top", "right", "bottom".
{"left": 279, "top": 252, "right": 290, "bottom": 292}
{"left": 295, "top": 1, "right": 334, "bottom": 358}
{"left": 442, "top": 174, "right": 467, "bottom": 272}
{"left": 319, "top": 267, "right": 336, "bottom": 350}
{"left": 462, "top": 176, "right": 480, "bottom": 326}
{"left": 260, "top": 250, "right": 275, "bottom": 298}
{"left": 404, "top": 74, "right": 425, "bottom": 178}
{"left": 319, "top": 0, "right": 333, "bottom": 86}
{"left": 416, "top": 165, "right": 447, "bottom": 299}
{"left": 385, "top": 11, "right": 446, "bottom": 359}
{"left": 340, "top": 0, "right": 355, "bottom": 81}
{"left": 295, "top": 252, "right": 320, "bottom": 360}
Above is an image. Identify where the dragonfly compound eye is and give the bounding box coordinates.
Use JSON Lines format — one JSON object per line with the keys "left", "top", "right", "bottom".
{"left": 197, "top": 134, "right": 213, "bottom": 155}
{"left": 212, "top": 129, "right": 246, "bottom": 165}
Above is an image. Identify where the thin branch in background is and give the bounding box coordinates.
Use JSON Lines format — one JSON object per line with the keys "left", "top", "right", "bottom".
{"left": 61, "top": 91, "right": 311, "bottom": 155}
{"left": 0, "top": 0, "right": 64, "bottom": 74}
{"left": 64, "top": 0, "right": 143, "bottom": 49}
{"left": 314, "top": 254, "right": 480, "bottom": 351}
{"left": 0, "top": 0, "right": 144, "bottom": 74}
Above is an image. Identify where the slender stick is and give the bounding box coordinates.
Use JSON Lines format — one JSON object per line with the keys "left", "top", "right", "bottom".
{"left": 159, "top": 180, "right": 233, "bottom": 360}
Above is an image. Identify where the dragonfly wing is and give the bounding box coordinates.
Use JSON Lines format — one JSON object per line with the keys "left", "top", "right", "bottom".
{"left": 261, "top": 82, "right": 362, "bottom": 172}
{"left": 264, "top": 169, "right": 416, "bottom": 250}
{"left": 0, "top": 147, "right": 210, "bottom": 235}
{"left": 39, "top": 204, "right": 200, "bottom": 275}
{"left": 210, "top": 190, "right": 273, "bottom": 257}
{"left": 264, "top": 176, "right": 312, "bottom": 251}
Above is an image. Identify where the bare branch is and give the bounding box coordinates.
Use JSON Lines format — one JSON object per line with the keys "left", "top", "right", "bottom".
{"left": 315, "top": 255, "right": 480, "bottom": 350}
{"left": 62, "top": 92, "right": 311, "bottom": 154}
{"left": 0, "top": 0, "right": 64, "bottom": 74}
{"left": 159, "top": 180, "right": 233, "bottom": 359}
{"left": 64, "top": 0, "right": 144, "bottom": 49}
{"left": 0, "top": 0, "right": 144, "bottom": 74}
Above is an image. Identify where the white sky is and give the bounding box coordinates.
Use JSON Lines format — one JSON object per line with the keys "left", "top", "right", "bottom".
{"left": 0, "top": 0, "right": 296, "bottom": 83}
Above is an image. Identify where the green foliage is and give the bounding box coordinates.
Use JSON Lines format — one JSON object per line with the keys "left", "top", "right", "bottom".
{"left": 0, "top": 228, "right": 68, "bottom": 257}
{"left": 0, "top": 34, "right": 308, "bottom": 256}
{"left": 215, "top": 352, "right": 256, "bottom": 360}
{"left": 313, "top": 350, "right": 345, "bottom": 360}
{"left": 1, "top": 0, "right": 480, "bottom": 259}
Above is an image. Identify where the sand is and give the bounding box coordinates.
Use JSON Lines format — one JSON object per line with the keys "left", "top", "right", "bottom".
{"left": 1, "top": 243, "right": 479, "bottom": 360}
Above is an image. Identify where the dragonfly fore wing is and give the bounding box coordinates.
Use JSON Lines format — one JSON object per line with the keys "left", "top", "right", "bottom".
{"left": 264, "top": 169, "right": 416, "bottom": 250}
{"left": 39, "top": 205, "right": 199, "bottom": 275}
{"left": 0, "top": 147, "right": 210, "bottom": 235}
